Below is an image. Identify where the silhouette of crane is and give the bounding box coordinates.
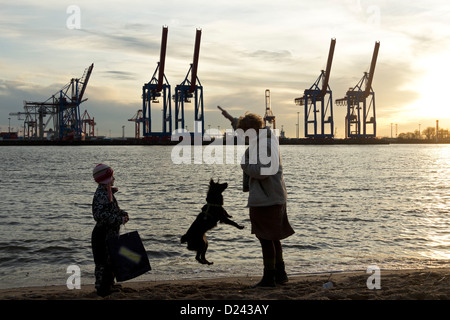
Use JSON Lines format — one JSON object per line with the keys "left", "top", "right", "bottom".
{"left": 336, "top": 41, "right": 380, "bottom": 138}
{"left": 173, "top": 28, "right": 204, "bottom": 136}
{"left": 295, "top": 39, "right": 336, "bottom": 138}
{"left": 264, "top": 89, "right": 276, "bottom": 129}
{"left": 9, "top": 63, "right": 94, "bottom": 140}
{"left": 128, "top": 109, "right": 144, "bottom": 138}
{"left": 142, "top": 26, "right": 172, "bottom": 138}
{"left": 81, "top": 109, "right": 96, "bottom": 137}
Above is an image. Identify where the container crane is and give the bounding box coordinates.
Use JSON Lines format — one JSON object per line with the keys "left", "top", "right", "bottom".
{"left": 9, "top": 63, "right": 94, "bottom": 140}
{"left": 57, "top": 63, "right": 94, "bottom": 140}
{"left": 173, "top": 28, "right": 204, "bottom": 135}
{"left": 8, "top": 111, "right": 37, "bottom": 139}
{"left": 142, "top": 26, "right": 172, "bottom": 139}
{"left": 128, "top": 109, "right": 144, "bottom": 138}
{"left": 9, "top": 98, "right": 58, "bottom": 139}
{"left": 336, "top": 41, "right": 380, "bottom": 138}
{"left": 81, "top": 109, "right": 96, "bottom": 137}
{"left": 264, "top": 89, "right": 276, "bottom": 129}
{"left": 295, "top": 38, "right": 336, "bottom": 138}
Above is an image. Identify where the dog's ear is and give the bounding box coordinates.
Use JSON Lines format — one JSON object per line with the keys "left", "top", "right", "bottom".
{"left": 210, "top": 178, "right": 214, "bottom": 185}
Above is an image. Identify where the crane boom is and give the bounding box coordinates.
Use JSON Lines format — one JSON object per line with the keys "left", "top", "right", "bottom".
{"left": 321, "top": 38, "right": 336, "bottom": 97}
{"left": 364, "top": 41, "right": 380, "bottom": 98}
{"left": 157, "top": 26, "right": 168, "bottom": 92}
{"left": 9, "top": 112, "right": 26, "bottom": 120}
{"left": 189, "top": 29, "right": 202, "bottom": 93}
{"left": 78, "top": 63, "right": 94, "bottom": 102}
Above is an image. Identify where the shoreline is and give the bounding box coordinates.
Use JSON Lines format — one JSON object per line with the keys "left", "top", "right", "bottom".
{"left": 1, "top": 267, "right": 448, "bottom": 300}
{"left": 1, "top": 137, "right": 449, "bottom": 146}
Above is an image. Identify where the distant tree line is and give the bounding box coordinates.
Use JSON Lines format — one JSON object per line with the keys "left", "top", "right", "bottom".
{"left": 397, "top": 127, "right": 450, "bottom": 140}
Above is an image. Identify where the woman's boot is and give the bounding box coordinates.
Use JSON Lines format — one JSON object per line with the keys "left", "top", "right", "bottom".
{"left": 275, "top": 261, "right": 288, "bottom": 284}
{"left": 252, "top": 269, "right": 276, "bottom": 288}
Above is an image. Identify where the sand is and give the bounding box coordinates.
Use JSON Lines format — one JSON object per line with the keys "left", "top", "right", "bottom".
{"left": 2, "top": 268, "right": 448, "bottom": 318}
{"left": 1, "top": 268, "right": 449, "bottom": 301}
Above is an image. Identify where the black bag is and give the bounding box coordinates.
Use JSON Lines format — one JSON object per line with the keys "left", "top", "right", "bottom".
{"left": 107, "top": 231, "right": 151, "bottom": 282}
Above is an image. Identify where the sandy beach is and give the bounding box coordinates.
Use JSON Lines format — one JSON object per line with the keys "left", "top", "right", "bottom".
{"left": 1, "top": 268, "right": 448, "bottom": 318}
{"left": 1, "top": 268, "right": 448, "bottom": 301}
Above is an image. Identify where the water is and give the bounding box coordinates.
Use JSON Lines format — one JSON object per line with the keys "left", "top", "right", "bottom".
{"left": 0, "top": 144, "right": 449, "bottom": 289}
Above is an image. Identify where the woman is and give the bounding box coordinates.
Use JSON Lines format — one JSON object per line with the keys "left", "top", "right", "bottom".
{"left": 219, "top": 107, "right": 294, "bottom": 287}
{"left": 91, "top": 163, "right": 129, "bottom": 296}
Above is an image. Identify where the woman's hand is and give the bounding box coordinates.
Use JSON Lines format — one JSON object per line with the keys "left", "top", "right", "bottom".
{"left": 218, "top": 106, "right": 234, "bottom": 122}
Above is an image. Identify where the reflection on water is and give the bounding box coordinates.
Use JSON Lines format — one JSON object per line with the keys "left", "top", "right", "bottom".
{"left": 414, "top": 146, "right": 450, "bottom": 260}
{"left": 0, "top": 144, "right": 449, "bottom": 289}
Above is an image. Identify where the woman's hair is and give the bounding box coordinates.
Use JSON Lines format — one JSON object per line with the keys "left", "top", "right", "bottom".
{"left": 237, "top": 113, "right": 263, "bottom": 131}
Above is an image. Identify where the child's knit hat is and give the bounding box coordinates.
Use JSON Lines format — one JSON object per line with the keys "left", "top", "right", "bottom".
{"left": 93, "top": 163, "right": 114, "bottom": 184}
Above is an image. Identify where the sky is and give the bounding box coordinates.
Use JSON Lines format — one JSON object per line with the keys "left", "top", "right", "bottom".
{"left": 1, "top": 0, "right": 450, "bottom": 138}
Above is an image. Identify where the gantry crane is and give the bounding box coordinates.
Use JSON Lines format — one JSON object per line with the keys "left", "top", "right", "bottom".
{"left": 128, "top": 109, "right": 144, "bottom": 138}
{"left": 336, "top": 41, "right": 380, "bottom": 138}
{"left": 56, "top": 63, "right": 93, "bottom": 140}
{"left": 295, "top": 38, "right": 336, "bottom": 138}
{"left": 9, "top": 63, "right": 94, "bottom": 140}
{"left": 81, "top": 109, "right": 96, "bottom": 137}
{"left": 8, "top": 111, "right": 32, "bottom": 138}
{"left": 173, "top": 28, "right": 204, "bottom": 135}
{"left": 264, "top": 89, "right": 276, "bottom": 129}
{"left": 142, "top": 26, "right": 172, "bottom": 138}
{"left": 9, "top": 99, "right": 56, "bottom": 139}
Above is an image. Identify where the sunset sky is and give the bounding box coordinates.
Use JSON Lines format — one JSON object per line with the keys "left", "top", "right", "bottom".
{"left": 1, "top": 0, "right": 449, "bottom": 138}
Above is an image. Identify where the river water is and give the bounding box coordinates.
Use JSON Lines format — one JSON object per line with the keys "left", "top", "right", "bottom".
{"left": 0, "top": 144, "right": 449, "bottom": 289}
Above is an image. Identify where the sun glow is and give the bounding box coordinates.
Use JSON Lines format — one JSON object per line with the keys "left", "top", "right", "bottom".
{"left": 411, "top": 53, "right": 450, "bottom": 120}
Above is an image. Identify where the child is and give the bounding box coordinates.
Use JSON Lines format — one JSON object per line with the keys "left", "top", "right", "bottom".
{"left": 91, "top": 163, "right": 129, "bottom": 296}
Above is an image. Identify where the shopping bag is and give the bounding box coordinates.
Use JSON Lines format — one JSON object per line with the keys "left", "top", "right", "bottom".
{"left": 107, "top": 231, "right": 151, "bottom": 282}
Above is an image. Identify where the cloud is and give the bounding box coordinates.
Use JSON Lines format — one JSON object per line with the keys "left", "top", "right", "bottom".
{"left": 246, "top": 50, "right": 293, "bottom": 62}
{"left": 101, "top": 70, "right": 138, "bottom": 81}
{"left": 2, "top": 1, "right": 450, "bottom": 137}
{"left": 74, "top": 28, "right": 159, "bottom": 55}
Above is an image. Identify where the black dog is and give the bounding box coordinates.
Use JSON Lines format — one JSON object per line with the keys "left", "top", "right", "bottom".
{"left": 181, "top": 179, "right": 245, "bottom": 265}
